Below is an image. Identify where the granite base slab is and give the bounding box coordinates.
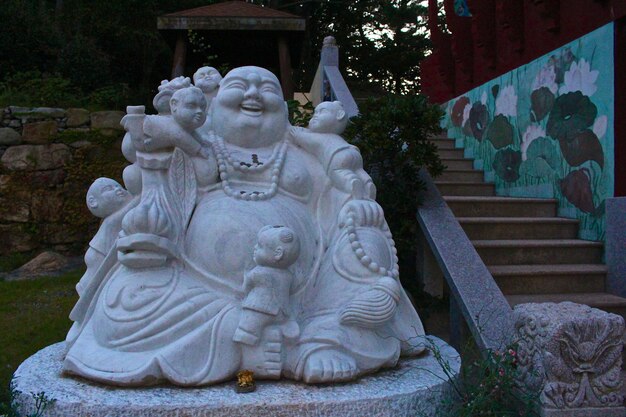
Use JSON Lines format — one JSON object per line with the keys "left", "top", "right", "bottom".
{"left": 12, "top": 337, "right": 459, "bottom": 417}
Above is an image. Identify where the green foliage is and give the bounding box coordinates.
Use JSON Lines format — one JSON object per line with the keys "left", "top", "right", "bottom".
{"left": 430, "top": 339, "right": 540, "bottom": 417}
{"left": 0, "top": 0, "right": 217, "bottom": 108}
{"left": 343, "top": 94, "right": 444, "bottom": 284}
{"left": 0, "top": 71, "right": 81, "bottom": 108}
{"left": 289, "top": 0, "right": 430, "bottom": 94}
{"left": 287, "top": 99, "right": 314, "bottom": 127}
{"left": 0, "top": 271, "right": 81, "bottom": 409}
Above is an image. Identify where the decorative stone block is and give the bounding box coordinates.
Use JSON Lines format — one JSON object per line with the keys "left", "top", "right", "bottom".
{"left": 0, "top": 144, "right": 71, "bottom": 171}
{"left": 22, "top": 121, "right": 58, "bottom": 144}
{"left": 90, "top": 111, "right": 125, "bottom": 133}
{"left": 14, "top": 338, "right": 459, "bottom": 417}
{"left": 66, "top": 108, "right": 90, "bottom": 127}
{"left": 0, "top": 127, "right": 21, "bottom": 145}
{"left": 514, "top": 302, "right": 625, "bottom": 417}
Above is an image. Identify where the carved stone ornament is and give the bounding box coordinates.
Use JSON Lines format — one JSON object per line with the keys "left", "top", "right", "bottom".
{"left": 62, "top": 66, "right": 426, "bottom": 387}
{"left": 514, "top": 302, "right": 625, "bottom": 417}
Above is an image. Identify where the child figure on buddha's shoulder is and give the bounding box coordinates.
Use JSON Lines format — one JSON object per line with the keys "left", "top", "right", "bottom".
{"left": 291, "top": 101, "right": 375, "bottom": 200}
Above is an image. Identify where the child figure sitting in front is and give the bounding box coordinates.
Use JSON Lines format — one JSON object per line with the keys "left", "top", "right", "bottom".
{"left": 291, "top": 101, "right": 375, "bottom": 200}
{"left": 233, "top": 226, "right": 300, "bottom": 346}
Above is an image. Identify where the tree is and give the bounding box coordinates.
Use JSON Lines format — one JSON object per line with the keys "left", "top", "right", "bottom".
{"left": 267, "top": 0, "right": 431, "bottom": 94}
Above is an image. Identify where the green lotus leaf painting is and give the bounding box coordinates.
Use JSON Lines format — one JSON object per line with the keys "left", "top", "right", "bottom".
{"left": 546, "top": 92, "right": 597, "bottom": 142}
{"left": 485, "top": 115, "right": 514, "bottom": 149}
{"left": 493, "top": 148, "right": 522, "bottom": 182}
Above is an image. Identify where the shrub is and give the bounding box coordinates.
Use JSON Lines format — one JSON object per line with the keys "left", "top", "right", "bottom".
{"left": 343, "top": 94, "right": 444, "bottom": 288}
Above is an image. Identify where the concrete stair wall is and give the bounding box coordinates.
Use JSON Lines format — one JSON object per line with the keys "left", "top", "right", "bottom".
{"left": 429, "top": 136, "right": 626, "bottom": 320}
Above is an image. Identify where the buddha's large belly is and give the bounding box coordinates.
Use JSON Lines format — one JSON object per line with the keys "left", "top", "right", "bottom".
{"left": 184, "top": 191, "right": 318, "bottom": 294}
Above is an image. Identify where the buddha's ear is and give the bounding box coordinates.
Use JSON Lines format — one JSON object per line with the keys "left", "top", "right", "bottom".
{"left": 273, "top": 247, "right": 284, "bottom": 262}
{"left": 170, "top": 97, "right": 178, "bottom": 112}
{"left": 336, "top": 108, "right": 346, "bottom": 121}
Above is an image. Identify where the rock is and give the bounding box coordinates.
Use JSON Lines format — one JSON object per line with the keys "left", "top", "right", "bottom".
{"left": 0, "top": 127, "right": 21, "bottom": 145}
{"left": 41, "top": 223, "right": 83, "bottom": 244}
{"left": 1, "top": 144, "right": 71, "bottom": 171}
{"left": 0, "top": 175, "right": 9, "bottom": 190}
{"left": 8, "top": 251, "right": 69, "bottom": 280}
{"left": 8, "top": 120, "right": 21, "bottom": 128}
{"left": 66, "top": 108, "right": 90, "bottom": 127}
{"left": 0, "top": 224, "right": 37, "bottom": 254}
{"left": 29, "top": 169, "right": 67, "bottom": 187}
{"left": 68, "top": 140, "right": 92, "bottom": 149}
{"left": 9, "top": 106, "right": 65, "bottom": 120}
{"left": 90, "top": 111, "right": 125, "bottom": 133}
{"left": 22, "top": 121, "right": 57, "bottom": 144}
{"left": 31, "top": 191, "right": 64, "bottom": 222}
{"left": 0, "top": 191, "right": 30, "bottom": 222}
{"left": 31, "top": 107, "right": 66, "bottom": 119}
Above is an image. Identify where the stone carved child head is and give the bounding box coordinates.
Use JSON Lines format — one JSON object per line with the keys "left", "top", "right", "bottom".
{"left": 193, "top": 66, "right": 222, "bottom": 96}
{"left": 153, "top": 76, "right": 191, "bottom": 115}
{"left": 86, "top": 178, "right": 131, "bottom": 219}
{"left": 308, "top": 101, "right": 348, "bottom": 135}
{"left": 253, "top": 226, "right": 300, "bottom": 269}
{"left": 170, "top": 87, "right": 208, "bottom": 131}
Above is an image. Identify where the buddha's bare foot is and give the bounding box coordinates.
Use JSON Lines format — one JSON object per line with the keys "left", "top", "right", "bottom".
{"left": 240, "top": 328, "right": 282, "bottom": 379}
{"left": 302, "top": 350, "right": 358, "bottom": 383}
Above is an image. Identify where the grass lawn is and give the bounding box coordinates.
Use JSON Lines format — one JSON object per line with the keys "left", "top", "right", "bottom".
{"left": 0, "top": 269, "right": 82, "bottom": 407}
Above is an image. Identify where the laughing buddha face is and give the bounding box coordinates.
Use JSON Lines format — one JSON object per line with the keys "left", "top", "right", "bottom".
{"left": 211, "top": 67, "right": 288, "bottom": 148}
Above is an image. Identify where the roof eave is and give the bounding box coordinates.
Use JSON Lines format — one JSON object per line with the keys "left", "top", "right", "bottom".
{"left": 157, "top": 16, "right": 306, "bottom": 31}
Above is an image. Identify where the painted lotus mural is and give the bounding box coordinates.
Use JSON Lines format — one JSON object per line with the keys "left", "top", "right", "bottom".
{"left": 442, "top": 24, "right": 614, "bottom": 241}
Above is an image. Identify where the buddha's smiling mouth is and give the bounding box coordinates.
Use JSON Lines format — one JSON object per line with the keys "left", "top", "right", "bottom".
{"left": 241, "top": 101, "right": 263, "bottom": 116}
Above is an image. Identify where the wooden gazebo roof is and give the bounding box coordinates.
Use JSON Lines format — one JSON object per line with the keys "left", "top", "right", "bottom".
{"left": 157, "top": 1, "right": 305, "bottom": 31}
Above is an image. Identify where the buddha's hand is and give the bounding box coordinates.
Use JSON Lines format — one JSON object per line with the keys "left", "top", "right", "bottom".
{"left": 338, "top": 199, "right": 385, "bottom": 229}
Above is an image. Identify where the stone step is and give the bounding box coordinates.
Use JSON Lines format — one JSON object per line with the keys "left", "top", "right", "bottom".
{"left": 444, "top": 196, "right": 558, "bottom": 217}
{"left": 490, "top": 264, "right": 607, "bottom": 295}
{"left": 506, "top": 292, "right": 626, "bottom": 318}
{"left": 458, "top": 217, "right": 579, "bottom": 240}
{"left": 438, "top": 170, "right": 485, "bottom": 182}
{"left": 435, "top": 182, "right": 495, "bottom": 196}
{"left": 430, "top": 139, "right": 456, "bottom": 149}
{"left": 440, "top": 158, "right": 474, "bottom": 170}
{"left": 428, "top": 133, "right": 452, "bottom": 140}
{"left": 473, "top": 239, "right": 604, "bottom": 265}
{"left": 437, "top": 149, "right": 466, "bottom": 159}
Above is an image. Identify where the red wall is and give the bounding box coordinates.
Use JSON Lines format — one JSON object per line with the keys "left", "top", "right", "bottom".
{"left": 423, "top": 0, "right": 626, "bottom": 103}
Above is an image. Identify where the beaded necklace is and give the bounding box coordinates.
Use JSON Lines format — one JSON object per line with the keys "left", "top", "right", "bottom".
{"left": 211, "top": 133, "right": 288, "bottom": 201}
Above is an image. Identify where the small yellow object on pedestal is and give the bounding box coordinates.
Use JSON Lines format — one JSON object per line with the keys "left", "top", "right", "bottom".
{"left": 236, "top": 370, "right": 256, "bottom": 393}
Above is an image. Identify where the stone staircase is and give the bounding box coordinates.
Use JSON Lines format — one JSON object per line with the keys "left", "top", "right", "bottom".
{"left": 430, "top": 135, "right": 626, "bottom": 320}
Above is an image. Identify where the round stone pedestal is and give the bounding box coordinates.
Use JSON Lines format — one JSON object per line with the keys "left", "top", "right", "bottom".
{"left": 13, "top": 337, "right": 459, "bottom": 417}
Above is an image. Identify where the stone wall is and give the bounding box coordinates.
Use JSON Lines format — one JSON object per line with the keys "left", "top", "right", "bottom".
{"left": 0, "top": 106, "right": 128, "bottom": 256}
